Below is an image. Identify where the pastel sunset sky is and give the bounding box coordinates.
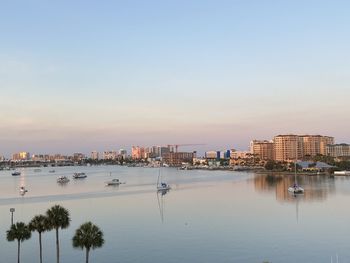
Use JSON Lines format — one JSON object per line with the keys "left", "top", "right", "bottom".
{"left": 1, "top": 0, "right": 349, "bottom": 156}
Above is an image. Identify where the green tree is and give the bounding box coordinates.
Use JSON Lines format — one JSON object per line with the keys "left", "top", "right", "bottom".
{"left": 6, "top": 222, "right": 32, "bottom": 263}
{"left": 29, "top": 215, "right": 50, "bottom": 263}
{"left": 72, "top": 222, "right": 105, "bottom": 263}
{"left": 264, "top": 160, "right": 275, "bottom": 170}
{"left": 46, "top": 205, "right": 71, "bottom": 263}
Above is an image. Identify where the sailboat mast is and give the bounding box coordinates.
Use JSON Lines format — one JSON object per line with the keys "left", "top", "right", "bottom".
{"left": 157, "top": 167, "right": 161, "bottom": 187}
{"left": 295, "top": 138, "right": 298, "bottom": 183}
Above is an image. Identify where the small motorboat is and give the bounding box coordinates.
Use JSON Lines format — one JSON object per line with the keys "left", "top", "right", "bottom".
{"left": 57, "top": 176, "right": 70, "bottom": 184}
{"left": 34, "top": 168, "right": 42, "bottom": 172}
{"left": 12, "top": 171, "right": 21, "bottom": 176}
{"left": 105, "top": 179, "right": 124, "bottom": 186}
{"left": 19, "top": 186, "right": 28, "bottom": 195}
{"left": 49, "top": 170, "right": 56, "bottom": 173}
{"left": 73, "top": 172, "right": 87, "bottom": 179}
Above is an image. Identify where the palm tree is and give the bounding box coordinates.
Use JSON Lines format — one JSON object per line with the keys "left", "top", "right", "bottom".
{"left": 46, "top": 205, "right": 70, "bottom": 263}
{"left": 6, "top": 222, "right": 32, "bottom": 263}
{"left": 72, "top": 222, "right": 104, "bottom": 263}
{"left": 29, "top": 215, "right": 49, "bottom": 263}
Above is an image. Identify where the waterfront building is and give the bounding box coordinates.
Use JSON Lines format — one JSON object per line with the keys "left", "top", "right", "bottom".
{"left": 230, "top": 150, "right": 250, "bottom": 159}
{"left": 326, "top": 144, "right": 350, "bottom": 158}
{"left": 91, "top": 151, "right": 99, "bottom": 160}
{"left": 205, "top": 151, "right": 219, "bottom": 160}
{"left": 12, "top": 152, "right": 30, "bottom": 161}
{"left": 131, "top": 146, "right": 145, "bottom": 160}
{"left": 119, "top": 149, "right": 127, "bottom": 159}
{"left": 301, "top": 135, "right": 334, "bottom": 156}
{"left": 32, "top": 154, "right": 50, "bottom": 162}
{"left": 103, "top": 151, "right": 117, "bottom": 160}
{"left": 51, "top": 154, "right": 69, "bottom": 162}
{"left": 273, "top": 134, "right": 334, "bottom": 162}
{"left": 162, "top": 151, "right": 196, "bottom": 166}
{"left": 273, "top": 135, "right": 303, "bottom": 162}
{"left": 250, "top": 140, "right": 274, "bottom": 160}
{"left": 160, "top": 146, "right": 171, "bottom": 157}
{"left": 73, "top": 153, "right": 86, "bottom": 162}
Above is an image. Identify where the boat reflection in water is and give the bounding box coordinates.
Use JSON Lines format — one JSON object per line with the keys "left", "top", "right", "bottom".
{"left": 253, "top": 173, "right": 336, "bottom": 202}
{"left": 157, "top": 189, "right": 169, "bottom": 223}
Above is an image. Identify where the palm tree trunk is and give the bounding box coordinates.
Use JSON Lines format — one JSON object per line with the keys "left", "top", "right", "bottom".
{"left": 56, "top": 228, "right": 59, "bottom": 263}
{"left": 17, "top": 240, "right": 20, "bottom": 263}
{"left": 39, "top": 232, "right": 43, "bottom": 263}
{"left": 86, "top": 248, "right": 90, "bottom": 263}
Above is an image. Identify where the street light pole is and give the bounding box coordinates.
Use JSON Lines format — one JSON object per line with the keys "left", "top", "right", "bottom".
{"left": 10, "top": 208, "right": 15, "bottom": 226}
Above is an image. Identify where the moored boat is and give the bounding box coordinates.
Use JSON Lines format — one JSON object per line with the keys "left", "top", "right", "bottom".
{"left": 19, "top": 186, "right": 28, "bottom": 195}
{"left": 157, "top": 167, "right": 171, "bottom": 191}
{"left": 57, "top": 176, "right": 70, "bottom": 183}
{"left": 12, "top": 171, "right": 21, "bottom": 176}
{"left": 105, "top": 179, "right": 123, "bottom": 186}
{"left": 288, "top": 184, "right": 304, "bottom": 194}
{"left": 73, "top": 172, "right": 87, "bottom": 179}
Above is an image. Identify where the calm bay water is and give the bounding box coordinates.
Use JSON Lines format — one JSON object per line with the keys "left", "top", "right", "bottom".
{"left": 1, "top": 166, "right": 350, "bottom": 262}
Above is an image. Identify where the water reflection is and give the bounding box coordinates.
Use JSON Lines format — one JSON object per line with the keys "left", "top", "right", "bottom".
{"left": 254, "top": 173, "right": 336, "bottom": 202}
{"left": 157, "top": 189, "right": 169, "bottom": 223}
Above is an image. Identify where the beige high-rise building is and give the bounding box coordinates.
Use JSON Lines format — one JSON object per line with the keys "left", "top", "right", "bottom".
{"left": 273, "top": 135, "right": 303, "bottom": 162}
{"left": 12, "top": 152, "right": 30, "bottom": 161}
{"left": 131, "top": 146, "right": 145, "bottom": 160}
{"left": 250, "top": 140, "right": 274, "bottom": 160}
{"left": 301, "top": 135, "right": 334, "bottom": 156}
{"left": 274, "top": 134, "right": 334, "bottom": 162}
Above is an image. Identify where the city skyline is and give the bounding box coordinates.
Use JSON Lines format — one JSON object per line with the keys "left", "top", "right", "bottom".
{"left": 1, "top": 1, "right": 350, "bottom": 156}
{"left": 2, "top": 132, "right": 343, "bottom": 160}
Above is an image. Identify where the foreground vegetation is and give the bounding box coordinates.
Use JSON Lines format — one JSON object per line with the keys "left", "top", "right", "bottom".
{"left": 6, "top": 205, "right": 104, "bottom": 263}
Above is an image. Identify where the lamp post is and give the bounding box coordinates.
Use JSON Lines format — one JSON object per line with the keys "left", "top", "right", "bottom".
{"left": 10, "top": 208, "right": 15, "bottom": 225}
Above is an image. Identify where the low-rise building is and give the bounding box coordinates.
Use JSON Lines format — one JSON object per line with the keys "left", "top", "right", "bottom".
{"left": 103, "top": 151, "right": 118, "bottom": 160}
{"left": 162, "top": 151, "right": 196, "bottom": 166}
{"left": 326, "top": 144, "right": 350, "bottom": 158}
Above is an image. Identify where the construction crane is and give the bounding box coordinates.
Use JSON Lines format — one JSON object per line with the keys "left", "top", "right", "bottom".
{"left": 166, "top": 144, "right": 205, "bottom": 153}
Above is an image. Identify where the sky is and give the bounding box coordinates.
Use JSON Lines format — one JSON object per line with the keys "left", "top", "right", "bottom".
{"left": 0, "top": 0, "right": 350, "bottom": 157}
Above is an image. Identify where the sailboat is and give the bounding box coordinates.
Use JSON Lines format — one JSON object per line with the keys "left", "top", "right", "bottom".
{"left": 157, "top": 167, "right": 171, "bottom": 191}
{"left": 19, "top": 186, "right": 28, "bottom": 196}
{"left": 288, "top": 160, "right": 304, "bottom": 194}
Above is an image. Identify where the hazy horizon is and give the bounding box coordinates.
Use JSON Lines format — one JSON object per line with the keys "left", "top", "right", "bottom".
{"left": 1, "top": 1, "right": 349, "bottom": 157}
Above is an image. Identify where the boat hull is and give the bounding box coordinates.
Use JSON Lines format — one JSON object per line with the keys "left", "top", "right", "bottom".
{"left": 157, "top": 186, "right": 171, "bottom": 191}
{"left": 288, "top": 186, "right": 304, "bottom": 194}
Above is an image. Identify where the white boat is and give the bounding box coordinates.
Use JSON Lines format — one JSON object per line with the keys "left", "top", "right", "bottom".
{"left": 288, "top": 160, "right": 304, "bottom": 194}
{"left": 57, "top": 176, "right": 70, "bottom": 183}
{"left": 105, "top": 179, "right": 124, "bottom": 186}
{"left": 288, "top": 184, "right": 304, "bottom": 194}
{"left": 157, "top": 168, "right": 171, "bottom": 191}
{"left": 73, "top": 172, "right": 87, "bottom": 179}
{"left": 19, "top": 186, "right": 28, "bottom": 195}
{"left": 12, "top": 171, "right": 21, "bottom": 176}
{"left": 334, "top": 171, "right": 350, "bottom": 176}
